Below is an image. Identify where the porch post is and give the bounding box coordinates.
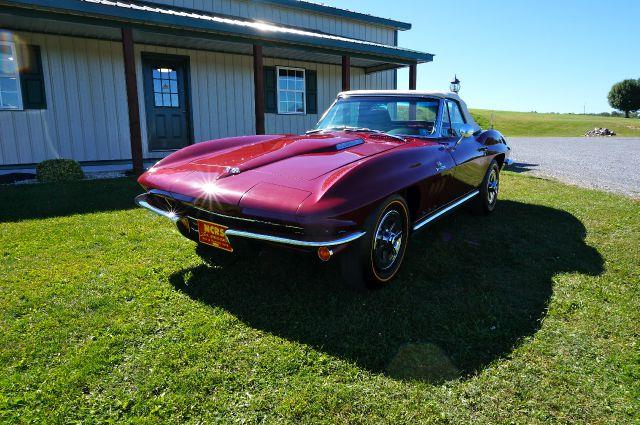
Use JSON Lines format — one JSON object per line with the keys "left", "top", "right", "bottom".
{"left": 121, "top": 27, "right": 144, "bottom": 174}
{"left": 253, "top": 44, "right": 265, "bottom": 135}
{"left": 409, "top": 62, "right": 417, "bottom": 90}
{"left": 341, "top": 55, "right": 350, "bottom": 91}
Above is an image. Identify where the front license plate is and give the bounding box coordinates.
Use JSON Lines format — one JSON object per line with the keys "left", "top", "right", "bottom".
{"left": 197, "top": 219, "right": 233, "bottom": 252}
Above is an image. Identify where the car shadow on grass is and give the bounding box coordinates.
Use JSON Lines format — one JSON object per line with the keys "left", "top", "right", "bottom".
{"left": 169, "top": 200, "right": 604, "bottom": 383}
{"left": 0, "top": 177, "right": 141, "bottom": 223}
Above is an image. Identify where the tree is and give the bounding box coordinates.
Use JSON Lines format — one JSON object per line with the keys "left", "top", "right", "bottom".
{"left": 608, "top": 79, "right": 640, "bottom": 118}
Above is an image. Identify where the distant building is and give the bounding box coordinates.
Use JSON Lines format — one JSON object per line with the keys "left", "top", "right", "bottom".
{"left": 0, "top": 0, "right": 432, "bottom": 172}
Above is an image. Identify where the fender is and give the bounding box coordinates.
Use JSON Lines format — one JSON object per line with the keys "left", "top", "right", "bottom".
{"left": 476, "top": 129, "right": 511, "bottom": 159}
{"left": 299, "top": 139, "right": 454, "bottom": 223}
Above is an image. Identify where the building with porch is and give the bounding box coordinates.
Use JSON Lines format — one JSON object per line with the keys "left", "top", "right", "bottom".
{"left": 0, "top": 0, "right": 432, "bottom": 173}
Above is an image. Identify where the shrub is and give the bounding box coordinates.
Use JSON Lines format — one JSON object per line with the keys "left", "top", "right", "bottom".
{"left": 36, "top": 159, "right": 84, "bottom": 182}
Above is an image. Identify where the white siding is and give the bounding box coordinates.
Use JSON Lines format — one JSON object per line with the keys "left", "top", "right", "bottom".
{"left": 138, "top": 49, "right": 394, "bottom": 157}
{"left": 145, "top": 0, "right": 397, "bottom": 45}
{"left": 0, "top": 32, "right": 131, "bottom": 166}
{"left": 264, "top": 57, "right": 394, "bottom": 135}
{"left": 0, "top": 32, "right": 394, "bottom": 166}
{"left": 134, "top": 44, "right": 256, "bottom": 159}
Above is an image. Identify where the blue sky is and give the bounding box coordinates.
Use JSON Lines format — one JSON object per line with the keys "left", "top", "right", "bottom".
{"left": 321, "top": 0, "right": 640, "bottom": 113}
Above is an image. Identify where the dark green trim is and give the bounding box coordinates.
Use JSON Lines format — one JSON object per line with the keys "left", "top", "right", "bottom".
{"left": 263, "top": 66, "right": 277, "bottom": 114}
{"left": 0, "top": 0, "right": 432, "bottom": 64}
{"left": 253, "top": 0, "right": 411, "bottom": 30}
{"left": 305, "top": 69, "right": 317, "bottom": 114}
{"left": 19, "top": 44, "right": 47, "bottom": 109}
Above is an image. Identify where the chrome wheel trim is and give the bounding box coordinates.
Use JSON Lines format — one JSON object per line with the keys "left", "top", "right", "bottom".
{"left": 373, "top": 209, "right": 403, "bottom": 271}
{"left": 487, "top": 168, "right": 499, "bottom": 206}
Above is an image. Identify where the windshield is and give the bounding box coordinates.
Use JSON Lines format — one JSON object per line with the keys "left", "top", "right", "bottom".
{"left": 314, "top": 96, "right": 440, "bottom": 137}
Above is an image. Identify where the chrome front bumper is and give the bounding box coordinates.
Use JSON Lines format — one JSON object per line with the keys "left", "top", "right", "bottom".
{"left": 135, "top": 193, "right": 366, "bottom": 248}
{"left": 135, "top": 195, "right": 181, "bottom": 223}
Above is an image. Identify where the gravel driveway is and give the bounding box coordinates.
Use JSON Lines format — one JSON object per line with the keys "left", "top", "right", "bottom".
{"left": 505, "top": 137, "right": 640, "bottom": 198}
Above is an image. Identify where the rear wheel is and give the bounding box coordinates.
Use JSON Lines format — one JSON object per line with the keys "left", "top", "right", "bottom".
{"left": 474, "top": 160, "right": 500, "bottom": 214}
{"left": 340, "top": 195, "right": 410, "bottom": 290}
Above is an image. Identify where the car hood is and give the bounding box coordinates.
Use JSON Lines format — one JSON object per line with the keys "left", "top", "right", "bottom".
{"left": 138, "top": 132, "right": 402, "bottom": 214}
{"left": 186, "top": 132, "right": 398, "bottom": 180}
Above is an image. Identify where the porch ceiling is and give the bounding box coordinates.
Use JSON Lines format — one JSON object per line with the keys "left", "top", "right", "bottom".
{"left": 0, "top": 0, "right": 433, "bottom": 71}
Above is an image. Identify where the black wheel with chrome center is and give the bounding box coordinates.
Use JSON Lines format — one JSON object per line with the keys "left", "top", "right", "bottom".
{"left": 367, "top": 197, "right": 410, "bottom": 284}
{"left": 340, "top": 195, "right": 410, "bottom": 290}
{"left": 487, "top": 167, "right": 499, "bottom": 207}
{"left": 373, "top": 210, "right": 404, "bottom": 272}
{"left": 474, "top": 159, "right": 501, "bottom": 215}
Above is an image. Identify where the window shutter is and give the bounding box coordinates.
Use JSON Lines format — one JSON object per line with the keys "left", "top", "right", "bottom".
{"left": 19, "top": 45, "right": 46, "bottom": 110}
{"left": 305, "top": 69, "right": 317, "bottom": 114}
{"left": 263, "top": 66, "right": 277, "bottom": 113}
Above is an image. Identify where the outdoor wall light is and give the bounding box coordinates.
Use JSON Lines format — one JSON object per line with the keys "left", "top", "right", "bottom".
{"left": 450, "top": 75, "right": 461, "bottom": 93}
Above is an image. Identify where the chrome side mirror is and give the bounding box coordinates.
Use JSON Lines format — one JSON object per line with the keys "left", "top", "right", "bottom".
{"left": 455, "top": 124, "right": 475, "bottom": 145}
{"left": 459, "top": 124, "right": 475, "bottom": 138}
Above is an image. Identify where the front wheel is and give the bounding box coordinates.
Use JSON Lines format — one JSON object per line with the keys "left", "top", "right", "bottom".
{"left": 340, "top": 195, "right": 410, "bottom": 290}
{"left": 474, "top": 159, "right": 500, "bottom": 214}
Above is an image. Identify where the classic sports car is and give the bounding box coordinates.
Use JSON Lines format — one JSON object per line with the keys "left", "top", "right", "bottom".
{"left": 136, "top": 90, "right": 511, "bottom": 289}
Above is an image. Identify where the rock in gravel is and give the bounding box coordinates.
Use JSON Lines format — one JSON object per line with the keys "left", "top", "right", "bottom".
{"left": 585, "top": 127, "right": 616, "bottom": 137}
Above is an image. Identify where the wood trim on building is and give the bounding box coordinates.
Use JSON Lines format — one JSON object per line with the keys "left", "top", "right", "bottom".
{"left": 341, "top": 55, "right": 350, "bottom": 92}
{"left": 409, "top": 62, "right": 417, "bottom": 90}
{"left": 253, "top": 44, "right": 265, "bottom": 135}
{"left": 121, "top": 27, "right": 144, "bottom": 173}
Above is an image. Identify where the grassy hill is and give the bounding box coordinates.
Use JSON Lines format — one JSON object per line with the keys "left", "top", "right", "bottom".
{"left": 470, "top": 109, "right": 640, "bottom": 137}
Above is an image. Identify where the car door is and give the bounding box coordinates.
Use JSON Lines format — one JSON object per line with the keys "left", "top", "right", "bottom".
{"left": 442, "top": 99, "right": 490, "bottom": 199}
{"left": 402, "top": 100, "right": 457, "bottom": 216}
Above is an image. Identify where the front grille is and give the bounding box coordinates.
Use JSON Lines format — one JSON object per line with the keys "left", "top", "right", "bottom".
{"left": 145, "top": 193, "right": 305, "bottom": 238}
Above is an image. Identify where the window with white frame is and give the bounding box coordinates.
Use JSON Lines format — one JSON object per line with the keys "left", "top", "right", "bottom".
{"left": 277, "top": 67, "right": 305, "bottom": 114}
{"left": 0, "top": 41, "right": 22, "bottom": 110}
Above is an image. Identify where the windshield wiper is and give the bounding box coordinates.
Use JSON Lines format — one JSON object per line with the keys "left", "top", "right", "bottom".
{"left": 343, "top": 127, "right": 406, "bottom": 142}
{"left": 307, "top": 126, "right": 406, "bottom": 142}
{"left": 305, "top": 125, "right": 349, "bottom": 135}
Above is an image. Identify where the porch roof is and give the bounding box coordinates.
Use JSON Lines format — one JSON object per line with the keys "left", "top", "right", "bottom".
{"left": 0, "top": 0, "right": 433, "bottom": 70}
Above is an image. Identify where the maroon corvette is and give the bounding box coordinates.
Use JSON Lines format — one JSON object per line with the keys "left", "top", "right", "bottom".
{"left": 136, "top": 91, "right": 511, "bottom": 289}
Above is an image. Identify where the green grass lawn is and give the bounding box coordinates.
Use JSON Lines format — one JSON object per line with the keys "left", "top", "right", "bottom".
{"left": 470, "top": 109, "right": 640, "bottom": 137}
{"left": 1, "top": 175, "right": 638, "bottom": 423}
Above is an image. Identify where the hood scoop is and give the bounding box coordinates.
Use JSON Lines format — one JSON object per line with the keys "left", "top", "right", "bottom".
{"left": 191, "top": 134, "right": 365, "bottom": 178}
{"left": 334, "top": 139, "right": 364, "bottom": 151}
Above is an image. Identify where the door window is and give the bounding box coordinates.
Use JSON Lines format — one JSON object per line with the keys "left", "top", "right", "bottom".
{"left": 441, "top": 100, "right": 452, "bottom": 136}
{"left": 446, "top": 99, "right": 466, "bottom": 137}
{"left": 152, "top": 68, "right": 179, "bottom": 108}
